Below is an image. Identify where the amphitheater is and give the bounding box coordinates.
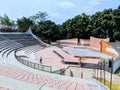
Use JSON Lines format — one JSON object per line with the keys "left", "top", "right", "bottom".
{"left": 0, "top": 30, "right": 109, "bottom": 90}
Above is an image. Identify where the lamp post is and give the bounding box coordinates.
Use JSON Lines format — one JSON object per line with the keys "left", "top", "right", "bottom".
{"left": 103, "top": 60, "right": 106, "bottom": 85}
{"left": 98, "top": 61, "right": 103, "bottom": 81}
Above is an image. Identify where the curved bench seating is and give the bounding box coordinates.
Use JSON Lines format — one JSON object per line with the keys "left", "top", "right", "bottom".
{"left": 0, "top": 34, "right": 109, "bottom": 90}
{"left": 0, "top": 64, "right": 90, "bottom": 90}
{"left": 0, "top": 86, "right": 11, "bottom": 90}
{"left": 1, "top": 48, "right": 15, "bottom": 65}
{"left": 0, "top": 40, "right": 24, "bottom": 64}
{"left": 18, "top": 45, "right": 43, "bottom": 55}
{"left": 0, "top": 42, "right": 106, "bottom": 90}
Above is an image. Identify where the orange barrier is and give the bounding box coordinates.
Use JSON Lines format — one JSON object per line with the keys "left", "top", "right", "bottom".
{"left": 101, "top": 40, "right": 118, "bottom": 58}
{"left": 80, "top": 39, "right": 90, "bottom": 46}
{"left": 90, "top": 36, "right": 109, "bottom": 51}
{"left": 57, "top": 38, "right": 78, "bottom": 45}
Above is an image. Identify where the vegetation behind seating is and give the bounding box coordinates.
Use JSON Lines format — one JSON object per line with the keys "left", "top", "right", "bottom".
{"left": 0, "top": 6, "right": 120, "bottom": 43}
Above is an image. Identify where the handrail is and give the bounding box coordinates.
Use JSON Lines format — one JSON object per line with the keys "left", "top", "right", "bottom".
{"left": 53, "top": 50, "right": 64, "bottom": 59}
{"left": 16, "top": 56, "right": 52, "bottom": 73}
{"left": 60, "top": 66, "right": 70, "bottom": 75}
{"left": 60, "top": 65, "right": 79, "bottom": 75}
{"left": 14, "top": 49, "right": 52, "bottom": 73}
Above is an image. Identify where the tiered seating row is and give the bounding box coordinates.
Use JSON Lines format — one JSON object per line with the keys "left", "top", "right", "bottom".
{"left": 0, "top": 35, "right": 8, "bottom": 41}
{"left": 16, "top": 39, "right": 40, "bottom": 46}
{"left": 0, "top": 34, "right": 46, "bottom": 47}
{"left": 0, "top": 64, "right": 90, "bottom": 90}
{"left": 0, "top": 40, "right": 24, "bottom": 64}
{"left": 0, "top": 34, "right": 34, "bottom": 40}
{"left": 0, "top": 40, "right": 23, "bottom": 49}
{"left": 18, "top": 45, "right": 44, "bottom": 55}
{"left": 0, "top": 86, "right": 11, "bottom": 90}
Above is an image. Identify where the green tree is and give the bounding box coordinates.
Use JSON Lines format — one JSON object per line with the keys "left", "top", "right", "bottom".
{"left": 0, "top": 14, "right": 14, "bottom": 26}
{"left": 57, "top": 24, "right": 67, "bottom": 39}
{"left": 0, "top": 14, "right": 15, "bottom": 31}
{"left": 62, "top": 19, "right": 74, "bottom": 38}
{"left": 91, "top": 9, "right": 115, "bottom": 41}
{"left": 30, "top": 11, "right": 48, "bottom": 24}
{"left": 34, "top": 20, "right": 60, "bottom": 42}
{"left": 17, "top": 17, "right": 33, "bottom": 32}
{"left": 73, "top": 13, "right": 91, "bottom": 39}
{"left": 62, "top": 13, "right": 91, "bottom": 39}
{"left": 113, "top": 5, "right": 120, "bottom": 41}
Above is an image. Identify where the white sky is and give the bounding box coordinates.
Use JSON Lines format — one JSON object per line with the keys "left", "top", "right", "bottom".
{"left": 0, "top": 0, "right": 120, "bottom": 24}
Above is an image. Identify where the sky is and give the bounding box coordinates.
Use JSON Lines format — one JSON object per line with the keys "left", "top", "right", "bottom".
{"left": 0, "top": 0, "right": 120, "bottom": 24}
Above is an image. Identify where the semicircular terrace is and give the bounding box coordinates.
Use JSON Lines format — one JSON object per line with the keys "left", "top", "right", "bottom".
{"left": 0, "top": 30, "right": 109, "bottom": 90}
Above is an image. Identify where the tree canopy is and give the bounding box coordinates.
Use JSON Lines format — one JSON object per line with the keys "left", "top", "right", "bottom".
{"left": 0, "top": 5, "right": 120, "bottom": 42}
{"left": 17, "top": 17, "right": 33, "bottom": 32}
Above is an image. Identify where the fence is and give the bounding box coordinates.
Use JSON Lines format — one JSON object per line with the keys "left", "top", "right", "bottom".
{"left": 15, "top": 55, "right": 52, "bottom": 73}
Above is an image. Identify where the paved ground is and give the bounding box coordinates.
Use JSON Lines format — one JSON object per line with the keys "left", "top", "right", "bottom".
{"left": 65, "top": 66, "right": 120, "bottom": 84}
{"left": 17, "top": 45, "right": 120, "bottom": 85}
{"left": 33, "top": 46, "right": 120, "bottom": 83}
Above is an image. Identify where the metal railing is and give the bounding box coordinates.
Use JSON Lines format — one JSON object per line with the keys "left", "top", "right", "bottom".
{"left": 16, "top": 56, "right": 52, "bottom": 73}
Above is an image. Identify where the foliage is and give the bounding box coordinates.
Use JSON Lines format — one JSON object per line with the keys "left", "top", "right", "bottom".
{"left": 30, "top": 11, "right": 48, "bottom": 24}
{"left": 1, "top": 5, "right": 120, "bottom": 42}
{"left": 113, "top": 6, "right": 120, "bottom": 41}
{"left": 0, "top": 28, "right": 13, "bottom": 32}
{"left": 32, "top": 20, "right": 61, "bottom": 42}
{"left": 0, "top": 14, "right": 14, "bottom": 26}
{"left": 96, "top": 78, "right": 120, "bottom": 90}
{"left": 62, "top": 13, "right": 91, "bottom": 39}
{"left": 79, "top": 56, "right": 84, "bottom": 63}
{"left": 17, "top": 17, "right": 33, "bottom": 32}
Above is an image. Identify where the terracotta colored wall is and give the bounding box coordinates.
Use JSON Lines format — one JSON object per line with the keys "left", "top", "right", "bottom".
{"left": 57, "top": 40, "right": 60, "bottom": 44}
{"left": 80, "top": 39, "right": 90, "bottom": 46}
{"left": 90, "top": 36, "right": 109, "bottom": 51}
{"left": 57, "top": 38, "right": 78, "bottom": 45}
{"left": 101, "top": 40, "right": 118, "bottom": 57}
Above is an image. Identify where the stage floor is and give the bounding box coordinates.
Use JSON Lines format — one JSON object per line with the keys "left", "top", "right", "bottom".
{"left": 63, "top": 46, "right": 112, "bottom": 60}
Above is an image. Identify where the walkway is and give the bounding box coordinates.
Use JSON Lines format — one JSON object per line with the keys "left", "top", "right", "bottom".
{"left": 34, "top": 46, "right": 69, "bottom": 69}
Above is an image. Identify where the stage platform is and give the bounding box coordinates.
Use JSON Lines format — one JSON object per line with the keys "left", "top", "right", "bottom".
{"left": 63, "top": 46, "right": 112, "bottom": 59}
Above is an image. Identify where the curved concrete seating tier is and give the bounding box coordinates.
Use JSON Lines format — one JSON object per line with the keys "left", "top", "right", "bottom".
{"left": 0, "top": 86, "right": 11, "bottom": 90}
{"left": 16, "top": 45, "right": 44, "bottom": 58}
{"left": 16, "top": 39, "right": 40, "bottom": 46}
{"left": 0, "top": 64, "right": 90, "bottom": 90}
{"left": 0, "top": 40, "right": 23, "bottom": 49}
{"left": 0, "top": 34, "right": 34, "bottom": 40}
{"left": 0, "top": 72, "right": 58, "bottom": 90}
{"left": 0, "top": 35, "right": 8, "bottom": 41}
{"left": 0, "top": 40, "right": 24, "bottom": 64}
{"left": 0, "top": 33, "right": 109, "bottom": 90}
{"left": 0, "top": 34, "right": 45, "bottom": 47}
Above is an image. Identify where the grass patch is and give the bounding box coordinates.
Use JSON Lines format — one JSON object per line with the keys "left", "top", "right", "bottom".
{"left": 96, "top": 78, "right": 120, "bottom": 90}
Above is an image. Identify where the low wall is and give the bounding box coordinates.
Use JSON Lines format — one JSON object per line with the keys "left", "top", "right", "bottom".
{"left": 57, "top": 38, "right": 78, "bottom": 45}
{"left": 90, "top": 36, "right": 109, "bottom": 51}
{"left": 80, "top": 39, "right": 90, "bottom": 46}
{"left": 101, "top": 40, "right": 118, "bottom": 58}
